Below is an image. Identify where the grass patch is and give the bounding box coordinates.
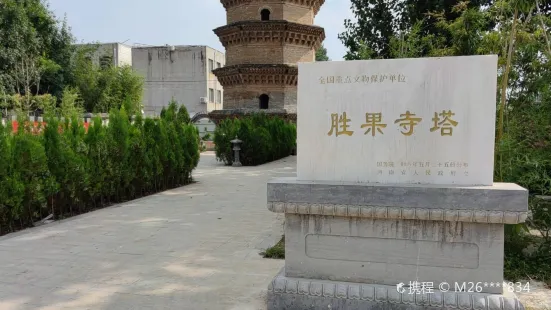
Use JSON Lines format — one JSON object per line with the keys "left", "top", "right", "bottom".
{"left": 261, "top": 235, "right": 285, "bottom": 259}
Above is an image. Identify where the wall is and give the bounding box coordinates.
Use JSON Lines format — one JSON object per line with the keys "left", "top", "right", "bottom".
{"left": 205, "top": 47, "right": 225, "bottom": 111}
{"left": 284, "top": 45, "right": 315, "bottom": 64}
{"left": 283, "top": 86, "right": 297, "bottom": 113}
{"left": 226, "top": 44, "right": 284, "bottom": 65}
{"left": 226, "top": 2, "right": 313, "bottom": 24}
{"left": 116, "top": 44, "right": 133, "bottom": 66}
{"left": 223, "top": 85, "right": 289, "bottom": 110}
{"left": 75, "top": 43, "right": 133, "bottom": 67}
{"left": 207, "top": 101, "right": 218, "bottom": 112}
{"left": 219, "top": 85, "right": 297, "bottom": 112}
{"left": 132, "top": 46, "right": 225, "bottom": 116}
{"left": 282, "top": 3, "right": 314, "bottom": 24}
{"left": 225, "top": 44, "right": 313, "bottom": 66}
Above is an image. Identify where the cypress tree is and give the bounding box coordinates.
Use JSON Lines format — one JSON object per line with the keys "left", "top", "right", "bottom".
{"left": 0, "top": 107, "right": 202, "bottom": 236}
{"left": 43, "top": 117, "right": 63, "bottom": 216}
{"left": 11, "top": 128, "right": 56, "bottom": 226}
{"left": 66, "top": 117, "right": 89, "bottom": 213}
{"left": 0, "top": 122, "right": 14, "bottom": 233}
{"left": 143, "top": 118, "right": 161, "bottom": 193}
{"left": 85, "top": 116, "right": 108, "bottom": 206}
{"left": 0, "top": 127, "right": 24, "bottom": 232}
{"left": 128, "top": 114, "right": 146, "bottom": 198}
{"left": 177, "top": 105, "right": 191, "bottom": 124}
{"left": 106, "top": 107, "right": 130, "bottom": 201}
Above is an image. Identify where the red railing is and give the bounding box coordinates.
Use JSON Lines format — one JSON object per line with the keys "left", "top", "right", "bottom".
{"left": 7, "top": 120, "right": 91, "bottom": 134}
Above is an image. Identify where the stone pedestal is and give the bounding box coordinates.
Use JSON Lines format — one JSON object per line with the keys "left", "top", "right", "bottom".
{"left": 266, "top": 178, "right": 528, "bottom": 310}
{"left": 267, "top": 269, "right": 524, "bottom": 310}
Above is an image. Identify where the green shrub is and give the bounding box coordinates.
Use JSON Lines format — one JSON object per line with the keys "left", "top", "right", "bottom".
{"left": 213, "top": 118, "right": 239, "bottom": 165}
{"left": 128, "top": 115, "right": 146, "bottom": 198}
{"left": 496, "top": 95, "right": 551, "bottom": 283}
{"left": 214, "top": 114, "right": 296, "bottom": 166}
{"left": 11, "top": 124, "right": 57, "bottom": 225}
{"left": 0, "top": 106, "right": 200, "bottom": 236}
{"left": 106, "top": 107, "right": 131, "bottom": 201}
{"left": 0, "top": 121, "right": 25, "bottom": 234}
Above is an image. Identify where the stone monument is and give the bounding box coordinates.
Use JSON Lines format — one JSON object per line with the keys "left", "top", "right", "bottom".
{"left": 266, "top": 55, "right": 528, "bottom": 309}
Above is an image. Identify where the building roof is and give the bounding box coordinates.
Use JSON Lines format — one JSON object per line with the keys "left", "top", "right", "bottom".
{"left": 132, "top": 45, "right": 225, "bottom": 54}
{"left": 74, "top": 42, "right": 133, "bottom": 48}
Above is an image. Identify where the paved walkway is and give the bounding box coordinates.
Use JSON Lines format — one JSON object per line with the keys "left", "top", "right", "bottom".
{"left": 0, "top": 152, "right": 295, "bottom": 310}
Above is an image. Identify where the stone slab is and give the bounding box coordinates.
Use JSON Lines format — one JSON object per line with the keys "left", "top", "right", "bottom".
{"left": 297, "top": 56, "right": 498, "bottom": 186}
{"left": 267, "top": 268, "right": 525, "bottom": 310}
{"left": 267, "top": 177, "right": 528, "bottom": 215}
{"left": 284, "top": 214, "right": 504, "bottom": 294}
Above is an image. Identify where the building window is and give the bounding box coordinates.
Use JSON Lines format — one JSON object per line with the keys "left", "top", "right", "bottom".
{"left": 261, "top": 9, "right": 271, "bottom": 21}
{"left": 216, "top": 90, "right": 222, "bottom": 103}
{"left": 209, "top": 88, "right": 214, "bottom": 102}
{"left": 216, "top": 62, "right": 221, "bottom": 68}
{"left": 259, "top": 94, "right": 269, "bottom": 109}
{"left": 208, "top": 59, "right": 214, "bottom": 72}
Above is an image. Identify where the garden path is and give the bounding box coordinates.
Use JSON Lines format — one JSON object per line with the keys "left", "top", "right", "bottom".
{"left": 0, "top": 152, "right": 293, "bottom": 310}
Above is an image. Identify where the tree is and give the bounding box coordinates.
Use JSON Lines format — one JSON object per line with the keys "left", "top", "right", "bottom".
{"left": 128, "top": 114, "right": 146, "bottom": 197}
{"left": 84, "top": 116, "right": 109, "bottom": 205}
{"left": 177, "top": 104, "right": 191, "bottom": 124}
{"left": 339, "top": 0, "right": 493, "bottom": 59}
{"left": 143, "top": 118, "right": 162, "bottom": 192}
{"left": 161, "top": 99, "right": 179, "bottom": 123}
{"left": 0, "top": 0, "right": 75, "bottom": 100}
{"left": 72, "top": 45, "right": 144, "bottom": 114}
{"left": 340, "top": 0, "right": 551, "bottom": 281}
{"left": 116, "top": 66, "right": 144, "bottom": 115}
{"left": 11, "top": 122, "right": 56, "bottom": 224}
{"left": 106, "top": 107, "right": 130, "bottom": 200}
{"left": 316, "top": 44, "right": 330, "bottom": 61}
{"left": 339, "top": 0, "right": 401, "bottom": 59}
{"left": 0, "top": 0, "right": 144, "bottom": 114}
{"left": 59, "top": 87, "right": 83, "bottom": 119}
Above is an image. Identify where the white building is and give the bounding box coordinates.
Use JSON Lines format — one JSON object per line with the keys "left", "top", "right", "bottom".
{"left": 74, "top": 42, "right": 133, "bottom": 67}
{"left": 132, "top": 45, "right": 225, "bottom": 117}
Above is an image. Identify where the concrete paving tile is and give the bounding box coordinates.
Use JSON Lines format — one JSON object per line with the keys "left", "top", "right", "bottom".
{"left": 0, "top": 153, "right": 292, "bottom": 309}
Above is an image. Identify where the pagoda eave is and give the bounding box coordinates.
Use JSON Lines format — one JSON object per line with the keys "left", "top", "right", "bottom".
{"left": 214, "top": 20, "right": 325, "bottom": 50}
{"left": 214, "top": 20, "right": 325, "bottom": 35}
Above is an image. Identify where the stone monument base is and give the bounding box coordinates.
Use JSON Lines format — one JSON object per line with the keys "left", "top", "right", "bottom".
{"left": 266, "top": 178, "right": 528, "bottom": 310}
{"left": 267, "top": 268, "right": 524, "bottom": 310}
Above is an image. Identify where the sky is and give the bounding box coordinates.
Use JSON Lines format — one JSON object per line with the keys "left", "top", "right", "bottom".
{"left": 47, "top": 0, "right": 354, "bottom": 61}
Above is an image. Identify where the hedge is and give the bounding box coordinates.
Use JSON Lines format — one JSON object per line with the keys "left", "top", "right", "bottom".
{"left": 0, "top": 103, "right": 200, "bottom": 235}
{"left": 213, "top": 114, "right": 296, "bottom": 166}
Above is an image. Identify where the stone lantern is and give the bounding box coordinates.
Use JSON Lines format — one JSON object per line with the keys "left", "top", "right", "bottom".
{"left": 230, "top": 136, "right": 243, "bottom": 167}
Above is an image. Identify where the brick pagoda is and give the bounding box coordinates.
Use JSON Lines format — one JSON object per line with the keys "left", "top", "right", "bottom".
{"left": 209, "top": 0, "right": 325, "bottom": 123}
